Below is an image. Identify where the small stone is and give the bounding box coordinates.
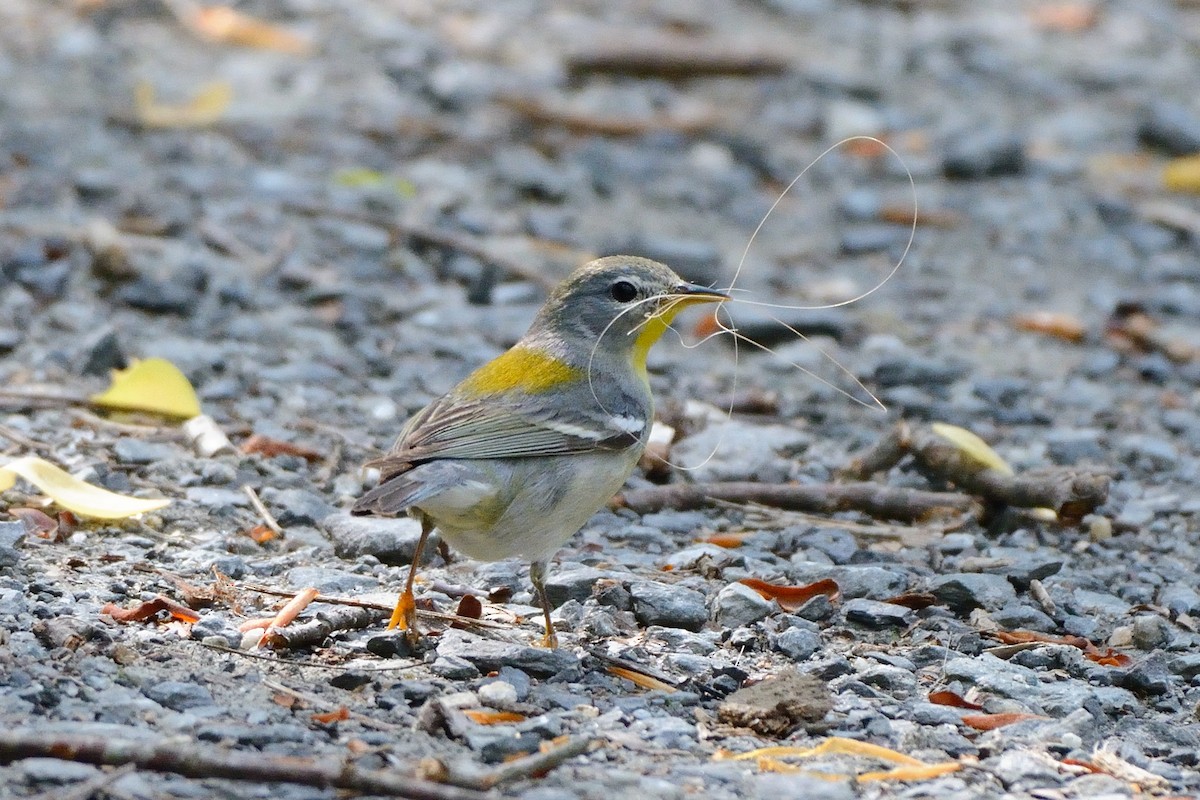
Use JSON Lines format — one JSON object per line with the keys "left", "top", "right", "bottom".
{"left": 840, "top": 224, "right": 909, "bottom": 255}
{"left": 928, "top": 573, "right": 1017, "bottom": 612}
{"left": 283, "top": 567, "right": 377, "bottom": 595}
{"left": 189, "top": 615, "right": 240, "bottom": 648}
{"left": 713, "top": 582, "right": 774, "bottom": 628}
{"left": 773, "top": 626, "right": 821, "bottom": 662}
{"left": 1121, "top": 652, "right": 1174, "bottom": 696}
{"left": 78, "top": 328, "right": 127, "bottom": 376}
{"left": 431, "top": 655, "right": 482, "bottom": 680}
{"left": 717, "top": 668, "right": 832, "bottom": 736}
{"left": 436, "top": 629, "right": 580, "bottom": 679}
{"left": 477, "top": 680, "right": 518, "bottom": 709}
{"left": 670, "top": 421, "right": 809, "bottom": 483}
{"left": 843, "top": 598, "right": 915, "bottom": 629}
{"left": 0, "top": 328, "right": 22, "bottom": 354}
{"left": 21, "top": 758, "right": 101, "bottom": 784}
{"left": 144, "top": 680, "right": 215, "bottom": 711}
{"left": 262, "top": 488, "right": 336, "bottom": 527}
{"left": 1044, "top": 429, "right": 1106, "bottom": 465}
{"left": 113, "top": 438, "right": 179, "bottom": 465}
{"left": 630, "top": 582, "right": 708, "bottom": 632}
{"left": 117, "top": 277, "right": 201, "bottom": 315}
{"left": 0, "top": 520, "right": 27, "bottom": 567}
{"left": 873, "top": 355, "right": 969, "bottom": 388}
{"left": 1119, "top": 435, "right": 1179, "bottom": 472}
{"left": 1132, "top": 615, "right": 1173, "bottom": 651}
{"left": 321, "top": 511, "right": 429, "bottom": 566}
{"left": 1138, "top": 101, "right": 1200, "bottom": 156}
{"left": 543, "top": 566, "right": 611, "bottom": 607}
{"left": 943, "top": 131, "right": 1026, "bottom": 179}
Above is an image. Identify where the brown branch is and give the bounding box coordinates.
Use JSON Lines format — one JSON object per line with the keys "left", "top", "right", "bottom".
{"left": 260, "top": 605, "right": 387, "bottom": 650}
{"left": 500, "top": 95, "right": 719, "bottom": 138}
{"left": 565, "top": 38, "right": 791, "bottom": 79}
{"left": 614, "top": 481, "right": 975, "bottom": 522}
{"left": 0, "top": 730, "right": 489, "bottom": 800}
{"left": 421, "top": 736, "right": 595, "bottom": 790}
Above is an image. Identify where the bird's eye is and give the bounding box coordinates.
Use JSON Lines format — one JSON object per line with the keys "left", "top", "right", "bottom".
{"left": 610, "top": 280, "right": 638, "bottom": 303}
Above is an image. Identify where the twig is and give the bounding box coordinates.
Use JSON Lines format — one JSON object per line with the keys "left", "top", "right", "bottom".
{"left": 0, "top": 388, "right": 90, "bottom": 409}
{"left": 260, "top": 605, "right": 388, "bottom": 650}
{"left": 260, "top": 678, "right": 403, "bottom": 732}
{"left": 565, "top": 37, "right": 791, "bottom": 79}
{"left": 242, "top": 485, "right": 283, "bottom": 535}
{"left": 614, "top": 481, "right": 976, "bottom": 523}
{"left": 0, "top": 423, "right": 51, "bottom": 453}
{"left": 239, "top": 584, "right": 515, "bottom": 631}
{"left": 199, "top": 641, "right": 418, "bottom": 671}
{"left": 501, "top": 95, "right": 718, "bottom": 138}
{"left": 69, "top": 408, "right": 185, "bottom": 439}
{"left": 33, "top": 763, "right": 136, "bottom": 800}
{"left": 843, "top": 422, "right": 1111, "bottom": 523}
{"left": 0, "top": 729, "right": 489, "bottom": 800}
{"left": 422, "top": 736, "right": 594, "bottom": 790}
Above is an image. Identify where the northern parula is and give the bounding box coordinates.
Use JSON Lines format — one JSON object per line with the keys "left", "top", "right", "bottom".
{"left": 352, "top": 256, "right": 728, "bottom": 647}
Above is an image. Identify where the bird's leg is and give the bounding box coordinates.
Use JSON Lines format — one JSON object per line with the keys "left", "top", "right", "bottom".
{"left": 529, "top": 559, "right": 558, "bottom": 649}
{"left": 388, "top": 513, "right": 433, "bottom": 637}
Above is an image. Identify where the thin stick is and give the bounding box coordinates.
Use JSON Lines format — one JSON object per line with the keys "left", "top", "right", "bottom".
{"left": 69, "top": 408, "right": 185, "bottom": 438}
{"left": 33, "top": 763, "right": 136, "bottom": 800}
{"left": 260, "top": 678, "right": 403, "bottom": 732}
{"left": 615, "top": 481, "right": 976, "bottom": 522}
{"left": 0, "top": 423, "right": 51, "bottom": 452}
{"left": 239, "top": 584, "right": 514, "bottom": 631}
{"left": 424, "top": 736, "right": 594, "bottom": 790}
{"left": 0, "top": 730, "right": 489, "bottom": 800}
{"left": 242, "top": 485, "right": 283, "bottom": 535}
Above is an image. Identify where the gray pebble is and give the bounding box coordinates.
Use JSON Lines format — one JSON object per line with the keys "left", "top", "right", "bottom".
{"left": 928, "top": 573, "right": 1017, "bottom": 612}
{"left": 436, "top": 629, "right": 579, "bottom": 678}
{"left": 1139, "top": 101, "right": 1200, "bottom": 155}
{"left": 843, "top": 598, "right": 915, "bottom": 629}
{"left": 630, "top": 582, "right": 708, "bottom": 632}
{"left": 1132, "top": 615, "right": 1173, "bottom": 651}
{"left": 0, "top": 521, "right": 26, "bottom": 567}
{"left": 1044, "top": 429, "right": 1106, "bottom": 465}
{"left": 773, "top": 626, "right": 821, "bottom": 662}
{"left": 713, "top": 582, "right": 774, "bottom": 628}
{"left": 1119, "top": 435, "right": 1179, "bottom": 472}
{"left": 321, "top": 511, "right": 427, "bottom": 566}
{"left": 261, "top": 488, "right": 335, "bottom": 527}
{"left": 943, "top": 130, "right": 1026, "bottom": 179}
{"left": 430, "top": 655, "right": 481, "bottom": 680}
{"left": 20, "top": 758, "right": 101, "bottom": 784}
{"left": 284, "top": 567, "right": 377, "bottom": 595}
{"left": 543, "top": 566, "right": 612, "bottom": 607}
{"left": 143, "top": 680, "right": 215, "bottom": 711}
{"left": 113, "top": 438, "right": 179, "bottom": 465}
{"left": 791, "top": 563, "right": 910, "bottom": 600}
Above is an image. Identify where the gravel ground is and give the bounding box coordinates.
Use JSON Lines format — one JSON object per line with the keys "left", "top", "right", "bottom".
{"left": 2, "top": 1, "right": 1200, "bottom": 798}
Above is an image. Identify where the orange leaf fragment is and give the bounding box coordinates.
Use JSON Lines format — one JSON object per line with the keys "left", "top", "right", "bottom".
{"left": 928, "top": 690, "right": 984, "bottom": 711}
{"left": 738, "top": 577, "right": 839, "bottom": 611}
{"left": 882, "top": 592, "right": 938, "bottom": 610}
{"left": 858, "top": 762, "right": 961, "bottom": 782}
{"left": 246, "top": 524, "right": 278, "bottom": 544}
{"left": 312, "top": 707, "right": 351, "bottom": 724}
{"left": 1012, "top": 311, "right": 1087, "bottom": 343}
{"left": 462, "top": 709, "right": 526, "bottom": 725}
{"left": 271, "top": 693, "right": 297, "bottom": 709}
{"left": 455, "top": 595, "right": 483, "bottom": 620}
{"left": 962, "top": 712, "right": 1046, "bottom": 731}
{"left": 101, "top": 594, "right": 200, "bottom": 624}
{"left": 1087, "top": 649, "right": 1132, "bottom": 667}
{"left": 237, "top": 617, "right": 275, "bottom": 632}
{"left": 606, "top": 665, "right": 678, "bottom": 693}
{"left": 189, "top": 7, "right": 312, "bottom": 54}
{"left": 241, "top": 434, "right": 323, "bottom": 462}
{"left": 992, "top": 629, "right": 1132, "bottom": 667}
{"left": 702, "top": 532, "right": 754, "bottom": 548}
{"left": 1029, "top": 3, "right": 1099, "bottom": 32}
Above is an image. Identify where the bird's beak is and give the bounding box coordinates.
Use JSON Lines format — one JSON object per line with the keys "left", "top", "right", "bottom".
{"left": 671, "top": 282, "right": 729, "bottom": 306}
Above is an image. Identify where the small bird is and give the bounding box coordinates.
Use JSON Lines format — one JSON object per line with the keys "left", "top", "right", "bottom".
{"left": 352, "top": 256, "right": 727, "bottom": 646}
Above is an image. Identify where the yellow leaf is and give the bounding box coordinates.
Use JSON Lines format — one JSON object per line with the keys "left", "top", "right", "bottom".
{"left": 91, "top": 358, "right": 202, "bottom": 419}
{"left": 189, "top": 7, "right": 312, "bottom": 55}
{"left": 134, "top": 81, "right": 231, "bottom": 129}
{"left": 0, "top": 456, "right": 170, "bottom": 519}
{"left": 1164, "top": 155, "right": 1200, "bottom": 194}
{"left": 929, "top": 422, "right": 1013, "bottom": 475}
{"left": 858, "top": 762, "right": 961, "bottom": 782}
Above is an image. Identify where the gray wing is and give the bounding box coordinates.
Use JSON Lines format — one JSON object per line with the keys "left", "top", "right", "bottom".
{"left": 367, "top": 389, "right": 647, "bottom": 478}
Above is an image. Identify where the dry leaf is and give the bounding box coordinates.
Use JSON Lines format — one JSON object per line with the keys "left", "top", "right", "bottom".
{"left": 0, "top": 456, "right": 170, "bottom": 519}
{"left": 190, "top": 6, "right": 311, "bottom": 54}
{"left": 738, "top": 577, "right": 840, "bottom": 611}
{"left": 462, "top": 709, "right": 526, "bottom": 725}
{"left": 1012, "top": 311, "right": 1087, "bottom": 343}
{"left": 607, "top": 665, "right": 678, "bottom": 693}
{"left": 91, "top": 357, "right": 202, "bottom": 419}
{"left": 454, "top": 595, "right": 483, "bottom": 620}
{"left": 962, "top": 712, "right": 1046, "bottom": 730}
{"left": 701, "top": 532, "right": 754, "bottom": 548}
{"left": 928, "top": 690, "right": 985, "bottom": 711}
{"left": 240, "top": 434, "right": 323, "bottom": 462}
{"left": 1164, "top": 154, "right": 1200, "bottom": 193}
{"left": 929, "top": 422, "right": 1013, "bottom": 475}
{"left": 9, "top": 507, "right": 60, "bottom": 538}
{"left": 101, "top": 594, "right": 200, "bottom": 624}
{"left": 134, "top": 81, "right": 231, "bottom": 129}
{"left": 882, "top": 592, "right": 938, "bottom": 610}
{"left": 246, "top": 524, "right": 278, "bottom": 544}
{"left": 312, "top": 707, "right": 351, "bottom": 724}
{"left": 858, "top": 763, "right": 961, "bottom": 782}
